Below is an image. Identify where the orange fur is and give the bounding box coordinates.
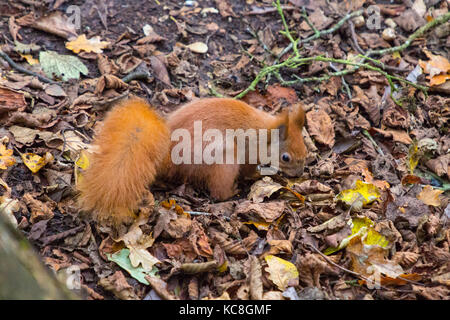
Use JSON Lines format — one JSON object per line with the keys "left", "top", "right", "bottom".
{"left": 78, "top": 97, "right": 307, "bottom": 227}
{"left": 77, "top": 98, "right": 169, "bottom": 226}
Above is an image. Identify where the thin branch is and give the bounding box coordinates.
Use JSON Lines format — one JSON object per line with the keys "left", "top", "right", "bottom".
{"left": 233, "top": 6, "right": 450, "bottom": 99}
{"left": 0, "top": 50, "right": 57, "bottom": 84}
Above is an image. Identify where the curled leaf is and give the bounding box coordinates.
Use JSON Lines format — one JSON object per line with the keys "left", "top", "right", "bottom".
{"left": 264, "top": 255, "right": 299, "bottom": 291}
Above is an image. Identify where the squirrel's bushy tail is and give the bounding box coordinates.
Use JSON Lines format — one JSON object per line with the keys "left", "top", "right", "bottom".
{"left": 77, "top": 98, "right": 170, "bottom": 226}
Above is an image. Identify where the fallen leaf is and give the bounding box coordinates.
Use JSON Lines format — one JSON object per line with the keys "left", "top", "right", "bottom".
{"left": 417, "top": 185, "right": 443, "bottom": 206}
{"left": 337, "top": 180, "right": 381, "bottom": 208}
{"left": 66, "top": 34, "right": 110, "bottom": 54}
{"left": 247, "top": 177, "right": 283, "bottom": 203}
{"left": 187, "top": 42, "right": 208, "bottom": 54}
{"left": 107, "top": 249, "right": 157, "bottom": 285}
{"left": 265, "top": 255, "right": 299, "bottom": 291}
{"left": 306, "top": 109, "right": 335, "bottom": 147}
{"left": 0, "top": 196, "right": 19, "bottom": 227}
{"left": 98, "top": 271, "right": 138, "bottom": 300}
{"left": 128, "top": 246, "right": 160, "bottom": 271}
{"left": 31, "top": 11, "right": 78, "bottom": 40}
{"left": 39, "top": 50, "right": 88, "bottom": 81}
{"left": 419, "top": 50, "right": 450, "bottom": 86}
{"left": 21, "top": 152, "right": 53, "bottom": 173}
{"left": 0, "top": 144, "right": 16, "bottom": 170}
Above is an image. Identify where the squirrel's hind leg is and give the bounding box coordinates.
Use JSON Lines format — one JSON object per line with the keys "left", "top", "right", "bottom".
{"left": 207, "top": 164, "right": 240, "bottom": 201}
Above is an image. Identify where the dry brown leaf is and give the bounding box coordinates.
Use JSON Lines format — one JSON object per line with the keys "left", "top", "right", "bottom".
{"left": 419, "top": 50, "right": 450, "bottom": 86}
{"left": 150, "top": 55, "right": 171, "bottom": 86}
{"left": 417, "top": 185, "right": 444, "bottom": 207}
{"left": 247, "top": 177, "right": 283, "bottom": 203}
{"left": 215, "top": 0, "right": 235, "bottom": 17}
{"left": 370, "top": 127, "right": 412, "bottom": 145}
{"left": 265, "top": 255, "right": 299, "bottom": 291}
{"left": 97, "top": 54, "right": 119, "bottom": 75}
{"left": 249, "top": 255, "right": 263, "bottom": 300}
{"left": 9, "top": 16, "right": 21, "bottom": 42}
{"left": 235, "top": 200, "right": 285, "bottom": 223}
{"left": 23, "top": 193, "right": 54, "bottom": 223}
{"left": 116, "top": 52, "right": 143, "bottom": 74}
{"left": 265, "top": 240, "right": 293, "bottom": 256}
{"left": 145, "top": 276, "right": 178, "bottom": 300}
{"left": 265, "top": 85, "right": 298, "bottom": 106}
{"left": 299, "top": 9, "right": 333, "bottom": 31}
{"left": 297, "top": 253, "right": 338, "bottom": 287}
{"left": 306, "top": 109, "right": 335, "bottom": 147}
{"left": 136, "top": 26, "right": 166, "bottom": 44}
{"left": 426, "top": 154, "right": 450, "bottom": 179}
{"left": 189, "top": 220, "right": 213, "bottom": 257}
{"left": 94, "top": 75, "right": 128, "bottom": 95}
{"left": 31, "top": 11, "right": 77, "bottom": 40}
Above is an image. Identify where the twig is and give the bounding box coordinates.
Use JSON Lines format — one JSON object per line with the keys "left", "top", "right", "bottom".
{"left": 329, "top": 62, "right": 353, "bottom": 107}
{"left": 300, "top": 9, "right": 364, "bottom": 44}
{"left": 362, "top": 129, "right": 385, "bottom": 156}
{"left": 367, "top": 12, "right": 450, "bottom": 57}
{"left": 306, "top": 243, "right": 416, "bottom": 293}
{"left": 244, "top": 5, "right": 297, "bottom": 15}
{"left": 233, "top": 3, "right": 449, "bottom": 99}
{"left": 0, "top": 50, "right": 57, "bottom": 84}
{"left": 121, "top": 70, "right": 152, "bottom": 83}
{"left": 41, "top": 225, "right": 85, "bottom": 245}
{"left": 348, "top": 20, "right": 365, "bottom": 55}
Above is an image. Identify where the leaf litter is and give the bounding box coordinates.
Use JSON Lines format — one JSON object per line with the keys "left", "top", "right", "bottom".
{"left": 0, "top": 0, "right": 449, "bottom": 301}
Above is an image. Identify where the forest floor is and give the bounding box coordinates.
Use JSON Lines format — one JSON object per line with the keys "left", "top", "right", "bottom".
{"left": 0, "top": 0, "right": 449, "bottom": 300}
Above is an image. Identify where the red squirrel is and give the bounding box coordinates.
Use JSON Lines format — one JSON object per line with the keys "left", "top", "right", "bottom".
{"left": 77, "top": 97, "right": 307, "bottom": 227}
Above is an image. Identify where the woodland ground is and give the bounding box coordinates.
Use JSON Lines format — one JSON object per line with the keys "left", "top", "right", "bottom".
{"left": 0, "top": 0, "right": 449, "bottom": 300}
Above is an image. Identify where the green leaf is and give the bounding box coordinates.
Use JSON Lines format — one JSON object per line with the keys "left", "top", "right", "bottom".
{"left": 39, "top": 50, "right": 88, "bottom": 81}
{"left": 106, "top": 248, "right": 158, "bottom": 285}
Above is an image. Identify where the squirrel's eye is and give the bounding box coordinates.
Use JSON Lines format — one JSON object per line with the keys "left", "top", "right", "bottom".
{"left": 281, "top": 153, "right": 291, "bottom": 162}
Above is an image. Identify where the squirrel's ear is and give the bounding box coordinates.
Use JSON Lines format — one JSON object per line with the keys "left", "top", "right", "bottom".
{"left": 289, "top": 103, "right": 305, "bottom": 128}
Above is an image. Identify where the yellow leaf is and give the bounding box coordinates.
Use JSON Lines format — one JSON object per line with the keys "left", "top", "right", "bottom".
{"left": 217, "top": 261, "right": 228, "bottom": 273}
{"left": 75, "top": 150, "right": 90, "bottom": 170}
{"left": 264, "top": 255, "right": 299, "bottom": 291}
{"left": 19, "top": 53, "right": 39, "bottom": 65}
{"left": 429, "top": 73, "right": 450, "bottom": 86}
{"left": 408, "top": 140, "right": 419, "bottom": 174}
{"left": 417, "top": 185, "right": 443, "bottom": 206}
{"left": 243, "top": 213, "right": 285, "bottom": 231}
{"left": 337, "top": 180, "right": 380, "bottom": 207}
{"left": 243, "top": 220, "right": 271, "bottom": 231}
{"left": 324, "top": 217, "right": 389, "bottom": 255}
{"left": 21, "top": 152, "right": 53, "bottom": 173}
{"left": 66, "top": 34, "right": 110, "bottom": 54}
{"left": 0, "top": 144, "right": 16, "bottom": 170}
{"left": 392, "top": 51, "right": 401, "bottom": 60}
